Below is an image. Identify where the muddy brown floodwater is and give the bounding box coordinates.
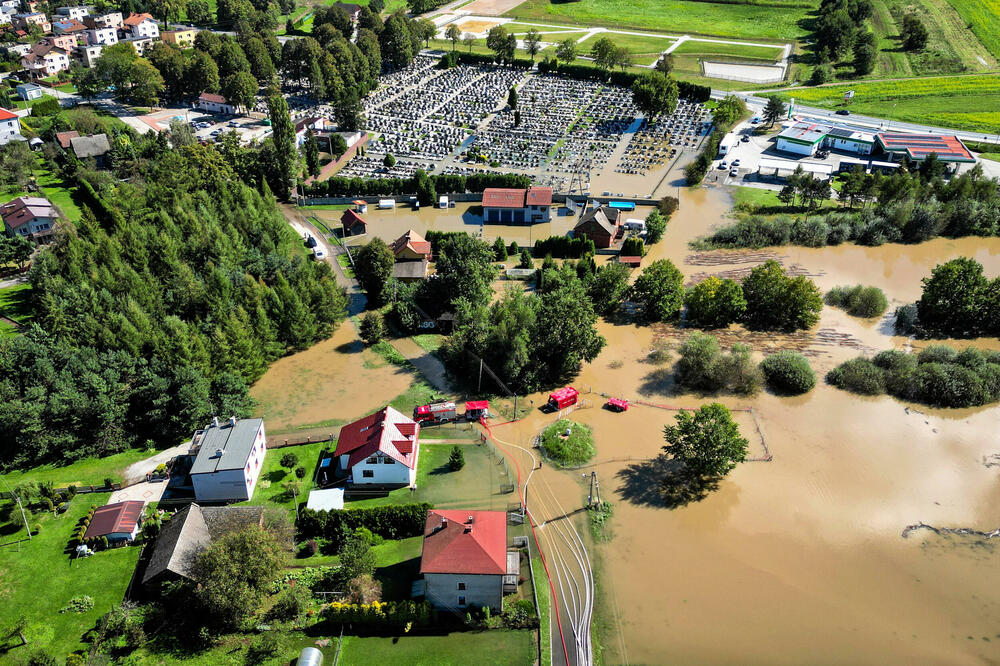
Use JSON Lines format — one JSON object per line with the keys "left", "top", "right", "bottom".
{"left": 489, "top": 186, "right": 1000, "bottom": 664}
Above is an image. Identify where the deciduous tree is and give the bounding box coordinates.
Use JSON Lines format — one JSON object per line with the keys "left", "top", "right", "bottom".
{"left": 630, "top": 259, "right": 685, "bottom": 322}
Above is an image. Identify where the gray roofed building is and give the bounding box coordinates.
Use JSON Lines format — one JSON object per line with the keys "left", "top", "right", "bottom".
{"left": 142, "top": 503, "right": 265, "bottom": 585}
{"left": 70, "top": 133, "right": 111, "bottom": 162}
{"left": 189, "top": 416, "right": 268, "bottom": 502}
{"left": 190, "top": 417, "right": 265, "bottom": 475}
{"left": 392, "top": 259, "right": 428, "bottom": 282}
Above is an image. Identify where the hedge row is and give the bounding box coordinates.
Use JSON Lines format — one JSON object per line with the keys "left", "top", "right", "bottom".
{"left": 456, "top": 52, "right": 534, "bottom": 70}
{"left": 302, "top": 172, "right": 531, "bottom": 198}
{"left": 297, "top": 503, "right": 431, "bottom": 542}
{"left": 322, "top": 600, "right": 433, "bottom": 628}
{"left": 532, "top": 234, "right": 596, "bottom": 258}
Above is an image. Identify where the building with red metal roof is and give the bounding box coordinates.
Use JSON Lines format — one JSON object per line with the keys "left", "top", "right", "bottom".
{"left": 341, "top": 208, "right": 367, "bottom": 237}
{"left": 420, "top": 509, "right": 510, "bottom": 611}
{"left": 482, "top": 186, "right": 552, "bottom": 224}
{"left": 84, "top": 501, "right": 144, "bottom": 542}
{"left": 875, "top": 133, "right": 975, "bottom": 164}
{"left": 335, "top": 406, "right": 420, "bottom": 486}
{"left": 0, "top": 107, "right": 21, "bottom": 146}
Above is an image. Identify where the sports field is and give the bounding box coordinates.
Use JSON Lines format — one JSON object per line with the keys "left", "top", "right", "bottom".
{"left": 776, "top": 75, "right": 1000, "bottom": 133}
{"left": 944, "top": 0, "right": 1000, "bottom": 59}
{"left": 577, "top": 30, "right": 676, "bottom": 56}
{"left": 503, "top": 0, "right": 813, "bottom": 41}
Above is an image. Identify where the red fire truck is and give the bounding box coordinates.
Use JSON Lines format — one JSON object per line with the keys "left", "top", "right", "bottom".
{"left": 413, "top": 401, "right": 457, "bottom": 424}
{"left": 547, "top": 387, "right": 579, "bottom": 411}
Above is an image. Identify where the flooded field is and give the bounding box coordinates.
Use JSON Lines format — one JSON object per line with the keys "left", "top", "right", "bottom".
{"left": 250, "top": 322, "right": 414, "bottom": 434}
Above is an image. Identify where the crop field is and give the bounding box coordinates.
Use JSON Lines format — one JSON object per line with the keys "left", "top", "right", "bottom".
{"left": 776, "top": 75, "right": 1000, "bottom": 133}
{"left": 503, "top": 0, "right": 813, "bottom": 41}
{"left": 944, "top": 0, "right": 1000, "bottom": 60}
{"left": 670, "top": 39, "right": 784, "bottom": 61}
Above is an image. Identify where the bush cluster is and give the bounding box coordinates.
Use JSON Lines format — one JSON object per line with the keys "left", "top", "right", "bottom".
{"left": 676, "top": 333, "right": 762, "bottom": 395}
{"left": 759, "top": 351, "right": 816, "bottom": 395}
{"left": 321, "top": 600, "right": 432, "bottom": 629}
{"left": 827, "top": 345, "right": 1000, "bottom": 407}
{"left": 540, "top": 419, "right": 596, "bottom": 467}
{"left": 297, "top": 504, "right": 432, "bottom": 547}
{"left": 302, "top": 171, "right": 530, "bottom": 198}
{"left": 532, "top": 235, "right": 595, "bottom": 259}
{"left": 824, "top": 285, "right": 889, "bottom": 318}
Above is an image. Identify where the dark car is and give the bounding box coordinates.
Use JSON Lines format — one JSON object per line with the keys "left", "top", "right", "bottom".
{"left": 835, "top": 109, "right": 851, "bottom": 116}
{"left": 305, "top": 235, "right": 317, "bottom": 248}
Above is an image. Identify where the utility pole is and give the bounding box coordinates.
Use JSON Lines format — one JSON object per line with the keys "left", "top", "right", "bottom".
{"left": 587, "top": 471, "right": 601, "bottom": 507}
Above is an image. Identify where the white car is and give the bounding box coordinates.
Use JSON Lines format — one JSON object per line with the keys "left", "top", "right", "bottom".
{"left": 719, "top": 161, "right": 728, "bottom": 170}
{"left": 732, "top": 158, "right": 741, "bottom": 167}
{"left": 312, "top": 248, "right": 326, "bottom": 260}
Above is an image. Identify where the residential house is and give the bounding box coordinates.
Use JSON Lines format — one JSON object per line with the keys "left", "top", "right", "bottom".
{"left": 333, "top": 2, "right": 361, "bottom": 22}
{"left": 160, "top": 28, "right": 195, "bottom": 48}
{"left": 0, "top": 0, "right": 18, "bottom": 11}
{"left": 70, "top": 133, "right": 111, "bottom": 167}
{"left": 21, "top": 43, "right": 71, "bottom": 77}
{"left": 125, "top": 35, "right": 153, "bottom": 55}
{"left": 189, "top": 416, "right": 267, "bottom": 503}
{"left": 84, "top": 501, "right": 144, "bottom": 543}
{"left": 54, "top": 129, "right": 79, "bottom": 148}
{"left": 55, "top": 5, "right": 90, "bottom": 21}
{"left": 13, "top": 12, "right": 50, "bottom": 33}
{"left": 420, "top": 510, "right": 510, "bottom": 612}
{"left": 15, "top": 81, "right": 42, "bottom": 100}
{"left": 79, "top": 43, "right": 101, "bottom": 67}
{"left": 482, "top": 186, "right": 552, "bottom": 224}
{"left": 294, "top": 115, "right": 326, "bottom": 147}
{"left": 52, "top": 17, "right": 87, "bottom": 36}
{"left": 5, "top": 43, "right": 32, "bottom": 57}
{"left": 41, "top": 33, "right": 76, "bottom": 52}
{"left": 574, "top": 205, "right": 622, "bottom": 249}
{"left": 1, "top": 196, "right": 56, "bottom": 242}
{"left": 335, "top": 406, "right": 420, "bottom": 486}
{"left": 195, "top": 91, "right": 236, "bottom": 115}
{"left": 84, "top": 11, "right": 122, "bottom": 29}
{"left": 122, "top": 12, "right": 157, "bottom": 39}
{"left": 0, "top": 107, "right": 21, "bottom": 145}
{"left": 142, "top": 503, "right": 264, "bottom": 586}
{"left": 0, "top": 11, "right": 9, "bottom": 25}
{"left": 390, "top": 228, "right": 430, "bottom": 282}
{"left": 84, "top": 25, "right": 117, "bottom": 45}
{"left": 341, "top": 208, "right": 366, "bottom": 236}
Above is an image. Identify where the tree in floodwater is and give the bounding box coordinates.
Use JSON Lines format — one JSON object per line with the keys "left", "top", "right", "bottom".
{"left": 659, "top": 402, "right": 748, "bottom": 505}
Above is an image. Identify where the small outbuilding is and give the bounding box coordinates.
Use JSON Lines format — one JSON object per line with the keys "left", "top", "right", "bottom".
{"left": 15, "top": 82, "right": 42, "bottom": 101}
{"left": 69, "top": 133, "right": 111, "bottom": 167}
{"left": 85, "top": 500, "right": 144, "bottom": 543}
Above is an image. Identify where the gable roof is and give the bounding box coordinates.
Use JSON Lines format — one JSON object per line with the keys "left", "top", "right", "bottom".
{"left": 123, "top": 11, "right": 154, "bottom": 25}
{"left": 392, "top": 260, "right": 428, "bottom": 280}
{"left": 420, "top": 510, "right": 507, "bottom": 575}
{"left": 190, "top": 417, "right": 264, "bottom": 475}
{"left": 85, "top": 500, "right": 144, "bottom": 539}
{"left": 70, "top": 133, "right": 110, "bottom": 158}
{"left": 22, "top": 43, "right": 69, "bottom": 62}
{"left": 1, "top": 196, "right": 55, "bottom": 229}
{"left": 341, "top": 208, "right": 366, "bottom": 230}
{"left": 55, "top": 129, "right": 79, "bottom": 148}
{"left": 335, "top": 405, "right": 419, "bottom": 469}
{"left": 0, "top": 107, "right": 17, "bottom": 121}
{"left": 482, "top": 187, "right": 525, "bottom": 209}
{"left": 575, "top": 206, "right": 619, "bottom": 237}
{"left": 525, "top": 186, "right": 552, "bottom": 206}
{"left": 391, "top": 228, "right": 431, "bottom": 258}
{"left": 198, "top": 92, "right": 228, "bottom": 105}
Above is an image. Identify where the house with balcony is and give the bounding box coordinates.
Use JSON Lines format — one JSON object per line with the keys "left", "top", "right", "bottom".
{"left": 21, "top": 43, "right": 70, "bottom": 77}
{"left": 122, "top": 12, "right": 157, "bottom": 39}
{"left": 1, "top": 196, "right": 56, "bottom": 242}
{"left": 84, "top": 25, "right": 116, "bottom": 45}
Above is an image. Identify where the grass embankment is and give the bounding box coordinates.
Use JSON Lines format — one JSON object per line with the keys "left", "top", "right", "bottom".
{"left": 774, "top": 75, "right": 1000, "bottom": 133}
{"left": 35, "top": 157, "right": 83, "bottom": 224}
{"left": 0, "top": 283, "right": 32, "bottom": 336}
{"left": 503, "top": 0, "right": 812, "bottom": 41}
{"left": 576, "top": 30, "right": 675, "bottom": 57}
{"left": 0, "top": 493, "right": 142, "bottom": 660}
{"left": 943, "top": 0, "right": 1000, "bottom": 60}
{"left": 539, "top": 419, "right": 595, "bottom": 467}
{"left": 670, "top": 39, "right": 784, "bottom": 61}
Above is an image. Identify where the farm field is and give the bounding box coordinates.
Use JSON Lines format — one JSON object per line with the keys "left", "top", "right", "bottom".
{"left": 503, "top": 0, "right": 813, "bottom": 41}
{"left": 775, "top": 75, "right": 1000, "bottom": 133}
{"left": 944, "top": 0, "right": 1000, "bottom": 60}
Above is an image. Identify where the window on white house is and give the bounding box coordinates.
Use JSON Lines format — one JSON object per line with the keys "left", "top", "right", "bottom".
{"left": 366, "top": 455, "right": 378, "bottom": 464}
{"left": 383, "top": 458, "right": 394, "bottom": 464}
{"left": 362, "top": 469, "right": 374, "bottom": 478}
{"left": 457, "top": 582, "right": 466, "bottom": 590}
{"left": 458, "top": 596, "right": 466, "bottom": 606}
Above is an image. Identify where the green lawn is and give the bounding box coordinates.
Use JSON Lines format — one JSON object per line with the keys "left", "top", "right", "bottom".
{"left": 411, "top": 334, "right": 444, "bottom": 353}
{"left": 337, "top": 253, "right": 355, "bottom": 278}
{"left": 539, "top": 419, "right": 596, "bottom": 467}
{"left": 774, "top": 75, "right": 1000, "bottom": 133}
{"left": 338, "top": 630, "right": 536, "bottom": 666}
{"left": 577, "top": 30, "right": 676, "bottom": 55}
{"left": 0, "top": 493, "right": 142, "bottom": 660}
{"left": 730, "top": 184, "right": 840, "bottom": 215}
{"left": 243, "top": 440, "right": 330, "bottom": 512}
{"left": 34, "top": 159, "right": 84, "bottom": 224}
{"left": 504, "top": 0, "right": 813, "bottom": 41}
{"left": 670, "top": 39, "right": 784, "bottom": 61}
{"left": 0, "top": 449, "right": 154, "bottom": 489}
{"left": 0, "top": 283, "right": 32, "bottom": 330}
{"left": 944, "top": 0, "right": 1000, "bottom": 60}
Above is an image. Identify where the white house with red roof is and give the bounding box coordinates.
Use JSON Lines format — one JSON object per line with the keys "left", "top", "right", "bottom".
{"left": 0, "top": 107, "right": 21, "bottom": 145}
{"left": 420, "top": 509, "right": 508, "bottom": 612}
{"left": 335, "top": 406, "right": 420, "bottom": 486}
{"left": 195, "top": 92, "right": 237, "bottom": 115}
{"left": 122, "top": 12, "right": 157, "bottom": 39}
{"left": 482, "top": 186, "right": 552, "bottom": 224}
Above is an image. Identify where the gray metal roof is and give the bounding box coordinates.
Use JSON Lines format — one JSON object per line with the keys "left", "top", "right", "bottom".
{"left": 70, "top": 133, "right": 110, "bottom": 158}
{"left": 190, "top": 417, "right": 264, "bottom": 475}
{"left": 142, "top": 503, "right": 210, "bottom": 584}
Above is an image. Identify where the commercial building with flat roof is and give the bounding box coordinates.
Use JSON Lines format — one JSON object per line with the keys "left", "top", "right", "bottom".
{"left": 776, "top": 120, "right": 875, "bottom": 157}
{"left": 875, "top": 132, "right": 975, "bottom": 163}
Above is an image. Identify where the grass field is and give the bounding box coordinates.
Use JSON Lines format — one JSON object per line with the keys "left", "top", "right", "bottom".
{"left": 944, "top": 0, "right": 1000, "bottom": 60}
{"left": 577, "top": 30, "right": 675, "bottom": 56}
{"left": 243, "top": 440, "right": 329, "bottom": 511}
{"left": 775, "top": 75, "right": 1000, "bottom": 133}
{"left": 338, "top": 631, "right": 536, "bottom": 665}
{"left": 503, "top": 0, "right": 813, "bottom": 41}
{"left": 0, "top": 283, "right": 32, "bottom": 333}
{"left": 670, "top": 39, "right": 784, "bottom": 60}
{"left": 0, "top": 449, "right": 153, "bottom": 489}
{"left": 35, "top": 158, "right": 84, "bottom": 224}
{"left": 0, "top": 493, "right": 142, "bottom": 660}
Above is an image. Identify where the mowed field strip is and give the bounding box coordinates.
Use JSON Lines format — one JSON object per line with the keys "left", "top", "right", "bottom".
{"left": 945, "top": 0, "right": 1000, "bottom": 60}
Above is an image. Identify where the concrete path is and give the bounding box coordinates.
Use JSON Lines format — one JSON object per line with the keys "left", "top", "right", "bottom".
{"left": 107, "top": 480, "right": 167, "bottom": 506}
{"left": 121, "top": 442, "right": 191, "bottom": 485}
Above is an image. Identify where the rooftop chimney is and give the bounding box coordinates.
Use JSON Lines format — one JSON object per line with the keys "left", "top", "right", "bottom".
{"left": 467, "top": 515, "right": 474, "bottom": 524}
{"left": 215, "top": 447, "right": 224, "bottom": 458}
{"left": 212, "top": 416, "right": 219, "bottom": 428}
{"left": 229, "top": 416, "right": 237, "bottom": 428}
{"left": 441, "top": 517, "right": 448, "bottom": 528}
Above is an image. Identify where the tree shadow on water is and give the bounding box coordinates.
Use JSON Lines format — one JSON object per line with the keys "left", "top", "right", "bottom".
{"left": 616, "top": 455, "right": 718, "bottom": 509}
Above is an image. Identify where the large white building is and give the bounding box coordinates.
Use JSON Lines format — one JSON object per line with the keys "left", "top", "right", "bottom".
{"left": 335, "top": 406, "right": 420, "bottom": 486}
{"left": 85, "top": 26, "right": 118, "bottom": 45}
{"left": 0, "top": 108, "right": 20, "bottom": 145}
{"left": 189, "top": 417, "right": 267, "bottom": 502}
{"left": 123, "top": 12, "right": 158, "bottom": 39}
{"left": 776, "top": 120, "right": 875, "bottom": 157}
{"left": 56, "top": 5, "right": 90, "bottom": 20}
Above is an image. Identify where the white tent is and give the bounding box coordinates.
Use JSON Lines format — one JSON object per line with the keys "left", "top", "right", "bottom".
{"left": 306, "top": 488, "right": 344, "bottom": 512}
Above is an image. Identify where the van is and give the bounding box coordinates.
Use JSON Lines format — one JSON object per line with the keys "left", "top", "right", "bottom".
{"left": 377, "top": 199, "right": 395, "bottom": 209}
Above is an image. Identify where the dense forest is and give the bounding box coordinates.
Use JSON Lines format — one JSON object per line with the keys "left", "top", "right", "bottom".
{"left": 0, "top": 146, "right": 347, "bottom": 468}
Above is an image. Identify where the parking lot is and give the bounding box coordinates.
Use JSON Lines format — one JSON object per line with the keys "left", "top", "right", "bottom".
{"left": 135, "top": 106, "right": 273, "bottom": 145}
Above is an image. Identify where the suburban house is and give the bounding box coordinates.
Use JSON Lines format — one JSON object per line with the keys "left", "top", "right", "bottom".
{"left": 420, "top": 510, "right": 512, "bottom": 612}
{"left": 333, "top": 1, "right": 362, "bottom": 22}
{"left": 142, "top": 503, "right": 264, "bottom": 586}
{"left": 391, "top": 228, "right": 431, "bottom": 282}
{"left": 294, "top": 116, "right": 327, "bottom": 147}
{"left": 0, "top": 107, "right": 21, "bottom": 145}
{"left": 5, "top": 43, "right": 33, "bottom": 58}
{"left": 189, "top": 416, "right": 267, "bottom": 502}
{"left": 15, "top": 82, "right": 42, "bottom": 100}
{"left": 52, "top": 18, "right": 87, "bottom": 35}
{"left": 161, "top": 28, "right": 196, "bottom": 48}
{"left": 875, "top": 132, "right": 975, "bottom": 165}
{"left": 70, "top": 133, "right": 111, "bottom": 167}
{"left": 21, "top": 43, "right": 71, "bottom": 76}
{"left": 195, "top": 92, "right": 236, "bottom": 115}
{"left": 1, "top": 196, "right": 57, "bottom": 242}
{"left": 84, "top": 25, "right": 117, "bottom": 45}
{"left": 123, "top": 12, "right": 158, "bottom": 39}
{"left": 79, "top": 43, "right": 101, "bottom": 67}
{"left": 55, "top": 6, "right": 90, "bottom": 21}
{"left": 12, "top": 12, "right": 50, "bottom": 33}
{"left": 126, "top": 35, "right": 154, "bottom": 55}
{"left": 84, "top": 11, "right": 122, "bottom": 29}
{"left": 84, "top": 501, "right": 144, "bottom": 543}
{"left": 574, "top": 205, "right": 622, "bottom": 249}
{"left": 482, "top": 186, "right": 552, "bottom": 224}
{"left": 55, "top": 129, "right": 79, "bottom": 148}
{"left": 335, "top": 406, "right": 420, "bottom": 486}
{"left": 40, "top": 33, "right": 76, "bottom": 52}
{"left": 341, "top": 208, "right": 367, "bottom": 236}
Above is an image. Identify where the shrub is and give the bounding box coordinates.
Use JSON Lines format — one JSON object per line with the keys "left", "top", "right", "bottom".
{"left": 684, "top": 277, "right": 746, "bottom": 329}
{"left": 59, "top": 595, "right": 95, "bottom": 614}
{"left": 66, "top": 485, "right": 77, "bottom": 498}
{"left": 294, "top": 466, "right": 307, "bottom": 479}
{"left": 103, "top": 477, "right": 115, "bottom": 489}
{"left": 280, "top": 452, "right": 298, "bottom": 469}
{"left": 26, "top": 650, "right": 57, "bottom": 666}
{"left": 826, "top": 358, "right": 885, "bottom": 395}
{"left": 321, "top": 600, "right": 432, "bottom": 629}
{"left": 245, "top": 633, "right": 280, "bottom": 665}
{"left": 346, "top": 573, "right": 383, "bottom": 604}
{"left": 894, "top": 303, "right": 919, "bottom": 334}
{"left": 41, "top": 497, "right": 53, "bottom": 511}
{"left": 620, "top": 237, "right": 644, "bottom": 257}
{"left": 539, "top": 419, "right": 596, "bottom": 467}
{"left": 518, "top": 249, "right": 533, "bottom": 269}
{"left": 676, "top": 332, "right": 721, "bottom": 392}
{"left": 29, "top": 97, "right": 61, "bottom": 117}
{"left": 296, "top": 503, "right": 432, "bottom": 544}
{"left": 502, "top": 597, "right": 537, "bottom": 628}
{"left": 918, "top": 344, "right": 957, "bottom": 365}
{"left": 824, "top": 285, "right": 889, "bottom": 318}
{"left": 760, "top": 351, "right": 816, "bottom": 395}
{"left": 709, "top": 343, "right": 762, "bottom": 395}
{"left": 32, "top": 523, "right": 41, "bottom": 535}
{"left": 65, "top": 654, "right": 85, "bottom": 666}
{"left": 268, "top": 586, "right": 310, "bottom": 622}
{"left": 448, "top": 446, "right": 465, "bottom": 471}
{"left": 360, "top": 311, "right": 387, "bottom": 345}
{"left": 301, "top": 540, "right": 318, "bottom": 557}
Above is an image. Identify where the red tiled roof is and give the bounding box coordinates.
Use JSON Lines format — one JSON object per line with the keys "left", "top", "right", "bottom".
{"left": 420, "top": 510, "right": 507, "bottom": 575}
{"left": 525, "top": 186, "right": 552, "bottom": 206}
{"left": 391, "top": 228, "right": 431, "bottom": 257}
{"left": 84, "top": 501, "right": 144, "bottom": 539}
{"left": 341, "top": 209, "right": 366, "bottom": 229}
{"left": 876, "top": 132, "right": 975, "bottom": 163}
{"left": 0, "top": 108, "right": 17, "bottom": 121}
{"left": 55, "top": 130, "right": 79, "bottom": 148}
{"left": 198, "top": 92, "right": 228, "bottom": 104}
{"left": 335, "top": 406, "right": 420, "bottom": 469}
{"left": 123, "top": 12, "right": 154, "bottom": 26}
{"left": 482, "top": 186, "right": 552, "bottom": 208}
{"left": 1, "top": 197, "right": 55, "bottom": 230}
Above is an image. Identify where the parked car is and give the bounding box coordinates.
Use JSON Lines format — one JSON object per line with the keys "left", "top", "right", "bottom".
{"left": 305, "top": 235, "right": 317, "bottom": 248}
{"left": 730, "top": 168, "right": 739, "bottom": 177}
{"left": 210, "top": 129, "right": 222, "bottom": 136}
{"left": 732, "top": 158, "right": 741, "bottom": 167}
{"left": 228, "top": 120, "right": 239, "bottom": 127}
{"left": 719, "top": 161, "right": 728, "bottom": 170}
{"left": 741, "top": 135, "right": 750, "bottom": 142}
{"left": 836, "top": 109, "right": 851, "bottom": 116}
{"left": 312, "top": 248, "right": 325, "bottom": 260}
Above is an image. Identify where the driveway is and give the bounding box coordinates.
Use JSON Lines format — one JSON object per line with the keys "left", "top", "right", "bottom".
{"left": 121, "top": 441, "right": 190, "bottom": 485}
{"left": 107, "top": 480, "right": 167, "bottom": 506}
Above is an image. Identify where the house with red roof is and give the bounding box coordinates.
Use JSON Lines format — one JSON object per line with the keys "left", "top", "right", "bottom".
{"left": 195, "top": 92, "right": 236, "bottom": 115}
{"left": 420, "top": 509, "right": 511, "bottom": 612}
{"left": 390, "top": 229, "right": 431, "bottom": 282}
{"left": 0, "top": 107, "right": 21, "bottom": 146}
{"left": 1, "top": 196, "right": 57, "bottom": 242}
{"left": 335, "top": 406, "right": 420, "bottom": 486}
{"left": 84, "top": 500, "right": 144, "bottom": 543}
{"left": 341, "top": 208, "right": 366, "bottom": 237}
{"left": 482, "top": 186, "right": 552, "bottom": 224}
